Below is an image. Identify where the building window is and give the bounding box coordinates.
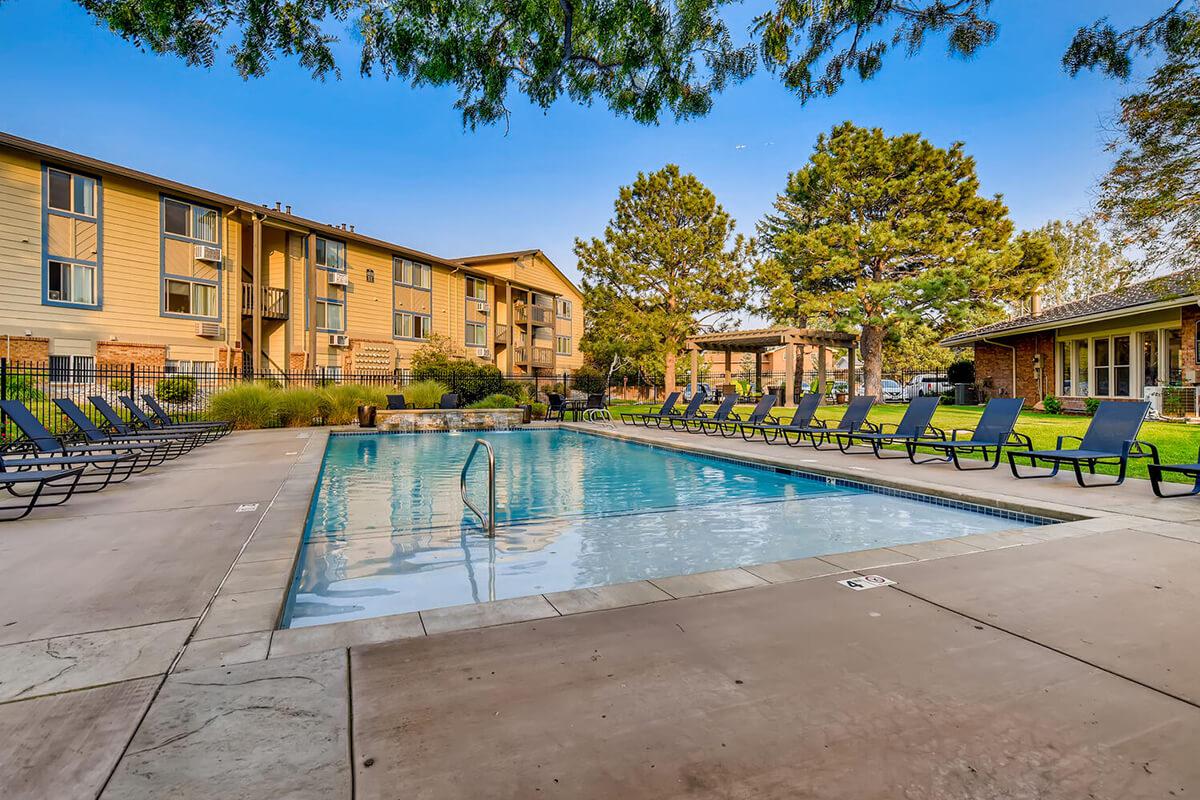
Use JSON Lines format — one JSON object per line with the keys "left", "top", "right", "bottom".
{"left": 319, "top": 365, "right": 343, "bottom": 383}
{"left": 165, "top": 278, "right": 217, "bottom": 318}
{"left": 1113, "top": 335, "right": 1131, "bottom": 396}
{"left": 393, "top": 258, "right": 431, "bottom": 289}
{"left": 465, "top": 276, "right": 487, "bottom": 302}
{"left": 556, "top": 298, "right": 572, "bottom": 319}
{"left": 166, "top": 359, "right": 215, "bottom": 375}
{"left": 315, "top": 237, "right": 347, "bottom": 271}
{"left": 393, "top": 312, "right": 431, "bottom": 340}
{"left": 44, "top": 166, "right": 102, "bottom": 308}
{"left": 1168, "top": 328, "right": 1183, "bottom": 384}
{"left": 316, "top": 299, "right": 345, "bottom": 331}
{"left": 556, "top": 336, "right": 572, "bottom": 356}
{"left": 1093, "top": 337, "right": 1110, "bottom": 396}
{"left": 163, "top": 198, "right": 218, "bottom": 243}
{"left": 465, "top": 322, "right": 487, "bottom": 347}
{"left": 47, "top": 260, "right": 96, "bottom": 306}
{"left": 49, "top": 354, "right": 95, "bottom": 384}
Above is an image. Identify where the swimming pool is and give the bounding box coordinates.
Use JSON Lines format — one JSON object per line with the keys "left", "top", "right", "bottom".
{"left": 282, "top": 429, "right": 1042, "bottom": 627}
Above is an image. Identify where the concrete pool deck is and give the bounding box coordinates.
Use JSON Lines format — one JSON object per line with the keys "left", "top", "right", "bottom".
{"left": 0, "top": 422, "right": 1198, "bottom": 797}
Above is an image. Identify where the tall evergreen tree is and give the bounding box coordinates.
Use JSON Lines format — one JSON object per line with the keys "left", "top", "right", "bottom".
{"left": 576, "top": 165, "right": 753, "bottom": 393}
{"left": 1019, "top": 219, "right": 1138, "bottom": 311}
{"left": 756, "top": 122, "right": 1053, "bottom": 398}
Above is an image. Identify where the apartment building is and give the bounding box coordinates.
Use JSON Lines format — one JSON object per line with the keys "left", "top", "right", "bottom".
{"left": 0, "top": 132, "right": 585, "bottom": 379}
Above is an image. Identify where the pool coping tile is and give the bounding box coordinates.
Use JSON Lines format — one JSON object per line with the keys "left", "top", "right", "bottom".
{"left": 268, "top": 613, "right": 425, "bottom": 659}
{"left": 649, "top": 568, "right": 768, "bottom": 599}
{"left": 419, "top": 595, "right": 560, "bottom": 636}
{"left": 544, "top": 581, "right": 673, "bottom": 615}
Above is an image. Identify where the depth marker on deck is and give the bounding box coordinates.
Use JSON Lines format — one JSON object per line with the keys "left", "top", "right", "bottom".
{"left": 837, "top": 575, "right": 895, "bottom": 591}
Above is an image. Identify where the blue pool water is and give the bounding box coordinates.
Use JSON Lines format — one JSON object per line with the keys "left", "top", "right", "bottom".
{"left": 283, "top": 430, "right": 1037, "bottom": 627}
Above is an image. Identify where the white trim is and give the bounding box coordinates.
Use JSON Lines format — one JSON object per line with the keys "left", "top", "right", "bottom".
{"left": 945, "top": 297, "right": 1198, "bottom": 345}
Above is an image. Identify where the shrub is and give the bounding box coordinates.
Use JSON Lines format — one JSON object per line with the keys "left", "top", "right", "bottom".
{"left": 946, "top": 359, "right": 975, "bottom": 384}
{"left": 155, "top": 376, "right": 197, "bottom": 404}
{"left": 1084, "top": 397, "right": 1101, "bottom": 416}
{"left": 571, "top": 365, "right": 607, "bottom": 395}
{"left": 467, "top": 393, "right": 518, "bottom": 409}
{"left": 1042, "top": 395, "right": 1063, "bottom": 415}
{"left": 500, "top": 380, "right": 532, "bottom": 403}
{"left": 275, "top": 387, "right": 323, "bottom": 427}
{"left": 108, "top": 377, "right": 131, "bottom": 394}
{"left": 940, "top": 389, "right": 956, "bottom": 405}
{"left": 529, "top": 401, "right": 548, "bottom": 420}
{"left": 4, "top": 374, "right": 43, "bottom": 402}
{"left": 405, "top": 379, "right": 450, "bottom": 409}
{"left": 209, "top": 383, "right": 278, "bottom": 429}
{"left": 318, "top": 384, "right": 388, "bottom": 425}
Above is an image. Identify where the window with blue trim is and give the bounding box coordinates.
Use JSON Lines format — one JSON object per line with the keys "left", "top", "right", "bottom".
{"left": 44, "top": 166, "right": 101, "bottom": 308}
{"left": 393, "top": 311, "right": 430, "bottom": 340}
{"left": 316, "top": 298, "right": 345, "bottom": 331}
{"left": 393, "top": 257, "right": 430, "bottom": 289}
{"left": 316, "top": 238, "right": 347, "bottom": 271}
{"left": 161, "top": 196, "right": 221, "bottom": 319}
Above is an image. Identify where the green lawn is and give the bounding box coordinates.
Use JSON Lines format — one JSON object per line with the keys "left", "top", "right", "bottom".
{"left": 608, "top": 400, "right": 1200, "bottom": 483}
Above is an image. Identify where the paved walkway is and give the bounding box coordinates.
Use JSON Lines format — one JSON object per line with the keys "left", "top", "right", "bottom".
{"left": 1, "top": 423, "right": 1198, "bottom": 798}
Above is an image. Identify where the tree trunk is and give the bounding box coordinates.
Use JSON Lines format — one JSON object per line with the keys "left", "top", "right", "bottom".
{"left": 664, "top": 348, "right": 677, "bottom": 393}
{"left": 860, "top": 324, "right": 884, "bottom": 399}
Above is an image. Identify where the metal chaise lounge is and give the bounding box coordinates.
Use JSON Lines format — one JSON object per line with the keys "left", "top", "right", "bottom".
{"left": 141, "top": 394, "right": 232, "bottom": 438}
{"left": 118, "top": 396, "right": 221, "bottom": 446}
{"left": 61, "top": 399, "right": 200, "bottom": 462}
{"left": 784, "top": 396, "right": 877, "bottom": 449}
{"left": 1008, "top": 400, "right": 1158, "bottom": 487}
{"left": 96, "top": 397, "right": 204, "bottom": 455}
{"left": 654, "top": 390, "right": 707, "bottom": 429}
{"left": 835, "top": 396, "right": 943, "bottom": 458}
{"left": 620, "top": 392, "right": 680, "bottom": 426}
{"left": 0, "top": 465, "right": 86, "bottom": 521}
{"left": 1148, "top": 448, "right": 1200, "bottom": 497}
{"left": 905, "top": 398, "right": 1028, "bottom": 470}
{"left": 676, "top": 395, "right": 738, "bottom": 433}
{"left": 702, "top": 394, "right": 778, "bottom": 438}
{"left": 737, "top": 393, "right": 822, "bottom": 444}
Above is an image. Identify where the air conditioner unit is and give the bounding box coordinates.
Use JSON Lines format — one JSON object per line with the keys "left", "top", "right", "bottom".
{"left": 477, "top": 306, "right": 490, "bottom": 315}
{"left": 475, "top": 348, "right": 491, "bottom": 359}
{"left": 329, "top": 333, "right": 350, "bottom": 347}
{"left": 328, "top": 271, "right": 350, "bottom": 286}
{"left": 48, "top": 290, "right": 62, "bottom": 301}
{"left": 194, "top": 245, "right": 222, "bottom": 263}
{"left": 195, "top": 322, "right": 224, "bottom": 338}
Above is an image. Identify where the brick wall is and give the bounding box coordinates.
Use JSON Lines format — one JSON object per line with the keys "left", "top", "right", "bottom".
{"left": 974, "top": 333, "right": 1055, "bottom": 407}
{"left": 96, "top": 341, "right": 168, "bottom": 369}
{"left": 2, "top": 335, "right": 49, "bottom": 362}
{"left": 289, "top": 352, "right": 308, "bottom": 371}
{"left": 1183, "top": 306, "right": 1198, "bottom": 384}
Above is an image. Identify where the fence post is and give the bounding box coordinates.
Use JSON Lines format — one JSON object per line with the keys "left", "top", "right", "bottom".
{"left": 1, "top": 357, "right": 7, "bottom": 433}
{"left": 129, "top": 362, "right": 136, "bottom": 397}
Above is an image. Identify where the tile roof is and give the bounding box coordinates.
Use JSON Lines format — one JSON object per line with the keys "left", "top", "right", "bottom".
{"left": 942, "top": 267, "right": 1200, "bottom": 345}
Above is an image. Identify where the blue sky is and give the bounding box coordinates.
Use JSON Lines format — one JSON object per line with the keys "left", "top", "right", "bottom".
{"left": 0, "top": 1, "right": 1158, "bottom": 291}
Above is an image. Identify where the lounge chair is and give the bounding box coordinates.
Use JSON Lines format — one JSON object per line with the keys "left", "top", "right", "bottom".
{"left": 386, "top": 394, "right": 407, "bottom": 410}
{"left": 701, "top": 394, "right": 778, "bottom": 438}
{"left": 654, "top": 390, "right": 707, "bottom": 429}
{"left": 905, "top": 398, "right": 1029, "bottom": 470}
{"left": 118, "top": 396, "right": 222, "bottom": 445}
{"left": 679, "top": 395, "right": 738, "bottom": 433}
{"left": 784, "top": 396, "right": 877, "bottom": 449}
{"left": 439, "top": 393, "right": 459, "bottom": 409}
{"left": 546, "top": 393, "right": 568, "bottom": 421}
{"left": 620, "top": 392, "right": 680, "bottom": 426}
{"left": 835, "top": 396, "right": 942, "bottom": 458}
{"left": 1008, "top": 400, "right": 1158, "bottom": 487}
{"left": 63, "top": 399, "right": 199, "bottom": 461}
{"left": 0, "top": 464, "right": 86, "bottom": 521}
{"left": 1148, "top": 448, "right": 1200, "bottom": 497}
{"left": 141, "top": 395, "right": 232, "bottom": 438}
{"left": 736, "top": 393, "right": 822, "bottom": 443}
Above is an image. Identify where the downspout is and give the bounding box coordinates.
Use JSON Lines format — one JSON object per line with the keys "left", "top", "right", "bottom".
{"left": 982, "top": 337, "right": 1017, "bottom": 399}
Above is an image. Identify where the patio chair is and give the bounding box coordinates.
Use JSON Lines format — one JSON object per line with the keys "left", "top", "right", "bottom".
{"left": 141, "top": 395, "right": 232, "bottom": 438}
{"left": 735, "top": 393, "right": 822, "bottom": 444}
{"left": 1148, "top": 448, "right": 1200, "bottom": 497}
{"left": 620, "top": 392, "right": 680, "bottom": 426}
{"left": 116, "top": 397, "right": 213, "bottom": 449}
{"left": 1008, "top": 400, "right": 1157, "bottom": 487}
{"left": 386, "top": 394, "right": 407, "bottom": 410}
{"left": 779, "top": 395, "right": 876, "bottom": 449}
{"left": 439, "top": 393, "right": 459, "bottom": 409}
{"left": 0, "top": 464, "right": 86, "bottom": 521}
{"left": 654, "top": 389, "right": 707, "bottom": 429}
{"left": 681, "top": 395, "right": 738, "bottom": 433}
{"left": 702, "top": 394, "right": 778, "bottom": 438}
{"left": 835, "top": 396, "right": 943, "bottom": 458}
{"left": 905, "top": 398, "right": 1029, "bottom": 470}
{"left": 546, "top": 393, "right": 568, "bottom": 422}
{"left": 64, "top": 399, "right": 199, "bottom": 461}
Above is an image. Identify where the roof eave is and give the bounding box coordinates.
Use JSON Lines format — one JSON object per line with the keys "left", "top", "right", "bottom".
{"left": 942, "top": 295, "right": 1200, "bottom": 346}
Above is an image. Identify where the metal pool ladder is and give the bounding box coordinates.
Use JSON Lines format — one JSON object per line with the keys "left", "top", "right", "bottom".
{"left": 460, "top": 438, "right": 496, "bottom": 536}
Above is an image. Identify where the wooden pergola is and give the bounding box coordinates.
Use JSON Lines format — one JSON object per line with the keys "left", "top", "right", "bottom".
{"left": 686, "top": 327, "right": 859, "bottom": 406}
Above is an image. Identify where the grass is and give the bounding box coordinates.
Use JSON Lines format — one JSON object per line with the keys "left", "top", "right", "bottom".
{"left": 611, "top": 401, "right": 1200, "bottom": 483}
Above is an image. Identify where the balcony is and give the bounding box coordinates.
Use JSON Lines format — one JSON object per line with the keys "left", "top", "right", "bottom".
{"left": 514, "top": 303, "right": 556, "bottom": 327}
{"left": 495, "top": 324, "right": 509, "bottom": 345}
{"left": 242, "top": 285, "right": 290, "bottom": 320}
{"left": 531, "top": 346, "right": 554, "bottom": 366}
{"left": 514, "top": 346, "right": 527, "bottom": 365}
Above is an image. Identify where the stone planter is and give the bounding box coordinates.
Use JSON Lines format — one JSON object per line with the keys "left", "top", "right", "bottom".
{"left": 376, "top": 408, "right": 526, "bottom": 432}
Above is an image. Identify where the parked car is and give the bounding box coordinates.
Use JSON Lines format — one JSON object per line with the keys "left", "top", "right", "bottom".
{"left": 903, "top": 374, "right": 951, "bottom": 400}
{"left": 881, "top": 379, "right": 904, "bottom": 403}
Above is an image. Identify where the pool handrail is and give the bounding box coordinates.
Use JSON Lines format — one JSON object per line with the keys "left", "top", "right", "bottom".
{"left": 460, "top": 438, "right": 496, "bottom": 535}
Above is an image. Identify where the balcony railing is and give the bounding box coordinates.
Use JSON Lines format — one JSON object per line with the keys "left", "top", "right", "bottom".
{"left": 532, "top": 346, "right": 554, "bottom": 366}
{"left": 495, "top": 324, "right": 509, "bottom": 345}
{"left": 513, "top": 303, "right": 555, "bottom": 327}
{"left": 242, "top": 285, "right": 290, "bottom": 320}
{"left": 514, "top": 346, "right": 527, "bottom": 364}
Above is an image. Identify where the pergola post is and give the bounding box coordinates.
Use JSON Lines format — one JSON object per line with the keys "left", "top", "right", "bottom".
{"left": 754, "top": 352, "right": 762, "bottom": 392}
{"left": 690, "top": 347, "right": 699, "bottom": 396}
{"left": 796, "top": 344, "right": 807, "bottom": 398}
{"left": 783, "top": 340, "right": 796, "bottom": 406}
{"left": 817, "top": 345, "right": 827, "bottom": 400}
{"left": 847, "top": 343, "right": 857, "bottom": 397}
{"left": 724, "top": 350, "right": 732, "bottom": 389}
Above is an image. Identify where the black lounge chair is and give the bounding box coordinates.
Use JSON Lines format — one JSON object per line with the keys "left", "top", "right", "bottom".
{"left": 1008, "top": 400, "right": 1158, "bottom": 487}
{"left": 680, "top": 395, "right": 738, "bottom": 433}
{"left": 63, "top": 399, "right": 198, "bottom": 461}
{"left": 905, "top": 398, "right": 1029, "bottom": 470}
{"left": 785, "top": 396, "right": 877, "bottom": 449}
{"left": 0, "top": 465, "right": 86, "bottom": 521}
{"left": 439, "top": 393, "right": 459, "bottom": 409}
{"left": 703, "top": 394, "right": 778, "bottom": 438}
{"left": 546, "top": 393, "right": 568, "bottom": 421}
{"left": 736, "top": 393, "right": 822, "bottom": 443}
{"left": 141, "top": 395, "right": 232, "bottom": 437}
{"left": 620, "top": 392, "right": 680, "bottom": 426}
{"left": 118, "top": 396, "right": 220, "bottom": 446}
{"left": 835, "top": 396, "right": 942, "bottom": 458}
{"left": 1148, "top": 448, "right": 1200, "bottom": 497}
{"left": 655, "top": 390, "right": 707, "bottom": 429}
{"left": 386, "top": 394, "right": 407, "bottom": 410}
